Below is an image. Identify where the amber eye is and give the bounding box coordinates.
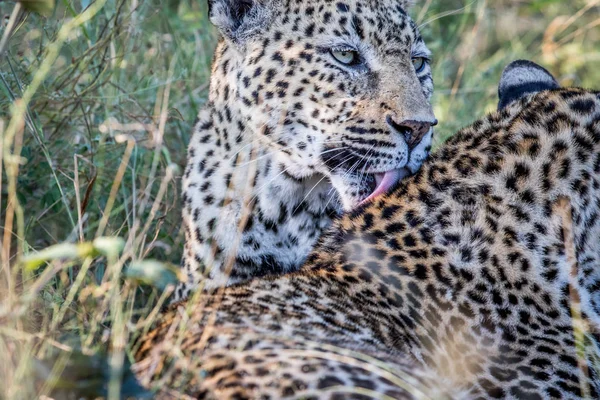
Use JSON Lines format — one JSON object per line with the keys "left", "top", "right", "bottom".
{"left": 412, "top": 57, "right": 427, "bottom": 73}
{"left": 331, "top": 49, "right": 359, "bottom": 65}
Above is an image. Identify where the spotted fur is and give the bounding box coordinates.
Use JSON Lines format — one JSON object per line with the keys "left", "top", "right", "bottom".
{"left": 136, "top": 62, "right": 600, "bottom": 398}
{"left": 176, "top": 0, "right": 436, "bottom": 299}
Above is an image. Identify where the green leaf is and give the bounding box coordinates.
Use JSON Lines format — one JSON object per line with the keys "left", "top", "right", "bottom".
{"left": 21, "top": 237, "right": 125, "bottom": 271}
{"left": 93, "top": 236, "right": 125, "bottom": 259}
{"left": 22, "top": 242, "right": 96, "bottom": 271}
{"left": 124, "top": 260, "right": 180, "bottom": 291}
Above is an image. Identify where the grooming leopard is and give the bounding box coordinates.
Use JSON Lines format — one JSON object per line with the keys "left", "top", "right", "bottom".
{"left": 136, "top": 61, "right": 600, "bottom": 399}
{"left": 176, "top": 0, "right": 437, "bottom": 299}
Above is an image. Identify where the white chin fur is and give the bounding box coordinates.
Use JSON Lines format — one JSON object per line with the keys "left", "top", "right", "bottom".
{"left": 329, "top": 174, "right": 369, "bottom": 211}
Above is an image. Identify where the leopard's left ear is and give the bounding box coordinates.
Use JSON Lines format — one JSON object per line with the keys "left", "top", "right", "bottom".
{"left": 208, "top": 0, "right": 278, "bottom": 45}
{"left": 498, "top": 60, "right": 559, "bottom": 110}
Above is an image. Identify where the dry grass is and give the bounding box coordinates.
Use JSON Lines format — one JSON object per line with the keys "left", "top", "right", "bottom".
{"left": 0, "top": 0, "right": 599, "bottom": 398}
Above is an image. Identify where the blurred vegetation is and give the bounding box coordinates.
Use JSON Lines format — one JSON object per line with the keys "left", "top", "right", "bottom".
{"left": 0, "top": 0, "right": 598, "bottom": 398}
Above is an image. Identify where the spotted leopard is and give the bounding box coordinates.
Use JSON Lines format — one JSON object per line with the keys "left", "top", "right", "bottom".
{"left": 136, "top": 61, "right": 600, "bottom": 399}
{"left": 176, "top": 0, "right": 437, "bottom": 299}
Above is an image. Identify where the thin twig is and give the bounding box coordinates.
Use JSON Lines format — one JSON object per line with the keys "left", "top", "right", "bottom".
{"left": 0, "top": 3, "right": 22, "bottom": 58}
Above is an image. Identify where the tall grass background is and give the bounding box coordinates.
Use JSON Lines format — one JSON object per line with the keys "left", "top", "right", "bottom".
{"left": 0, "top": 0, "right": 598, "bottom": 398}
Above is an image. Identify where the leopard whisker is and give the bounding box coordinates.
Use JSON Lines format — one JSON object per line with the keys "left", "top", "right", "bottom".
{"left": 292, "top": 174, "right": 331, "bottom": 214}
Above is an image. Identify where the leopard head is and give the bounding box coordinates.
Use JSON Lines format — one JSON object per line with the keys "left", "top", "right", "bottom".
{"left": 208, "top": 0, "right": 436, "bottom": 210}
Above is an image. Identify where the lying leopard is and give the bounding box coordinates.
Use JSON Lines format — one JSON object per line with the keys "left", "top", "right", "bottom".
{"left": 177, "top": 0, "right": 437, "bottom": 299}
{"left": 135, "top": 61, "right": 600, "bottom": 399}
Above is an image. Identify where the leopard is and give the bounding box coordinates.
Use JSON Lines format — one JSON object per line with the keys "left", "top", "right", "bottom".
{"left": 134, "top": 60, "right": 600, "bottom": 399}
{"left": 176, "top": 0, "right": 437, "bottom": 300}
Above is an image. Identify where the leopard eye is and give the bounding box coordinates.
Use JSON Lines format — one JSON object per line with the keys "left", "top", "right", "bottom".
{"left": 331, "top": 49, "right": 359, "bottom": 65}
{"left": 412, "top": 57, "right": 427, "bottom": 73}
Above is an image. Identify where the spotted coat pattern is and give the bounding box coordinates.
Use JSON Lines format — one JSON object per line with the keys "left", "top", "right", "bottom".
{"left": 176, "top": 0, "right": 436, "bottom": 299}
{"left": 137, "top": 81, "right": 600, "bottom": 398}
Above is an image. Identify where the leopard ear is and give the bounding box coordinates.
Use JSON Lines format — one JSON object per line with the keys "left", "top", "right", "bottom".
{"left": 498, "top": 60, "right": 559, "bottom": 110}
{"left": 207, "top": 0, "right": 277, "bottom": 44}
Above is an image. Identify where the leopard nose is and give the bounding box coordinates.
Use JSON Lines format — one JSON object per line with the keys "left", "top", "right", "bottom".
{"left": 386, "top": 116, "right": 438, "bottom": 149}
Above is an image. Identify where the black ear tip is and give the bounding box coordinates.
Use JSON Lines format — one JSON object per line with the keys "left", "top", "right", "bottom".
{"left": 503, "top": 59, "right": 547, "bottom": 73}
{"left": 498, "top": 60, "right": 559, "bottom": 110}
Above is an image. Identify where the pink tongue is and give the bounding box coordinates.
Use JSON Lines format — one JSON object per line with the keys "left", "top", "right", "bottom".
{"left": 360, "top": 169, "right": 410, "bottom": 205}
